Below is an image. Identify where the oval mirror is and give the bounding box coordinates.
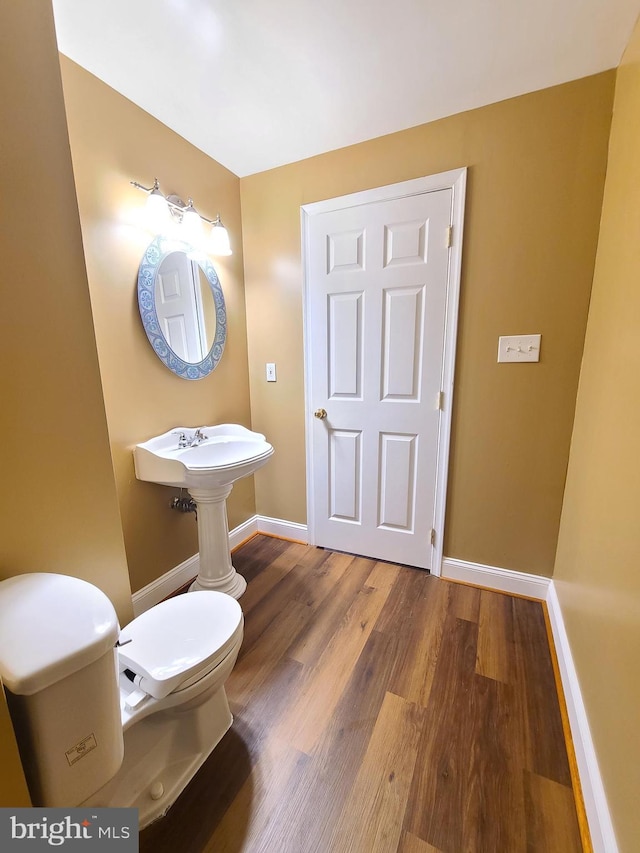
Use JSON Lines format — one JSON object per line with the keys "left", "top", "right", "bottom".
{"left": 137, "top": 235, "right": 226, "bottom": 379}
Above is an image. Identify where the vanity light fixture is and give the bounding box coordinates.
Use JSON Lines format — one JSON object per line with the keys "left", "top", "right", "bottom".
{"left": 130, "top": 177, "right": 232, "bottom": 256}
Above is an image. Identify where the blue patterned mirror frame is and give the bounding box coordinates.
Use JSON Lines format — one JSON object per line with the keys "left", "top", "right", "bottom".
{"left": 137, "top": 235, "right": 227, "bottom": 380}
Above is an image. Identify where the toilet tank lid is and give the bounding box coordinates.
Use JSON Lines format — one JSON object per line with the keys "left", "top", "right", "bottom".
{"left": 0, "top": 573, "right": 119, "bottom": 696}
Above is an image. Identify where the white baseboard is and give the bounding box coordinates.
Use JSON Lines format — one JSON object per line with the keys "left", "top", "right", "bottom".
{"left": 131, "top": 515, "right": 307, "bottom": 615}
{"left": 546, "top": 582, "right": 618, "bottom": 853}
{"left": 256, "top": 515, "right": 308, "bottom": 541}
{"left": 229, "top": 515, "right": 259, "bottom": 550}
{"left": 132, "top": 552, "right": 200, "bottom": 617}
{"left": 441, "top": 556, "right": 550, "bottom": 599}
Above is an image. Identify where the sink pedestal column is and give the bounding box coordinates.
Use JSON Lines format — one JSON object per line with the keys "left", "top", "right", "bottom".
{"left": 187, "top": 484, "right": 247, "bottom": 599}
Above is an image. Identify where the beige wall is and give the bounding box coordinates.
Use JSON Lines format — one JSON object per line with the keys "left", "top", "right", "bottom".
{"left": 59, "top": 58, "right": 255, "bottom": 593}
{"left": 553, "top": 20, "right": 640, "bottom": 850}
{"left": 0, "top": 682, "right": 30, "bottom": 807}
{"left": 241, "top": 73, "right": 615, "bottom": 575}
{"left": 0, "top": 0, "right": 133, "bottom": 804}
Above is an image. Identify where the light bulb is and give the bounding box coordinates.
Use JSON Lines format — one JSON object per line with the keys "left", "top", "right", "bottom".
{"left": 209, "top": 216, "right": 232, "bottom": 256}
{"left": 145, "top": 186, "right": 170, "bottom": 233}
{"left": 181, "top": 200, "right": 203, "bottom": 246}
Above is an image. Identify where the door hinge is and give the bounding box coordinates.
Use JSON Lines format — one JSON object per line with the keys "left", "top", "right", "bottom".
{"left": 446, "top": 225, "right": 453, "bottom": 248}
{"left": 430, "top": 528, "right": 436, "bottom": 546}
{"left": 437, "top": 390, "right": 444, "bottom": 411}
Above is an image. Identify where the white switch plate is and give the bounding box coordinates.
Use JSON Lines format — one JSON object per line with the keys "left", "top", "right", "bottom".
{"left": 266, "top": 362, "right": 277, "bottom": 382}
{"left": 497, "top": 334, "right": 541, "bottom": 363}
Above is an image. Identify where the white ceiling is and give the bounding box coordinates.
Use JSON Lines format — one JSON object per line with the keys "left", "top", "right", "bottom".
{"left": 52, "top": 0, "right": 639, "bottom": 178}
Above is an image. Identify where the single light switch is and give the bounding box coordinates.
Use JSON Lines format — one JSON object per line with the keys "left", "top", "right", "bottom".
{"left": 266, "top": 362, "right": 277, "bottom": 382}
{"left": 497, "top": 334, "right": 541, "bottom": 363}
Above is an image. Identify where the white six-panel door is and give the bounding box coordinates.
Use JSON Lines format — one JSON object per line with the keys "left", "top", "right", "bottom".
{"left": 303, "top": 171, "right": 466, "bottom": 573}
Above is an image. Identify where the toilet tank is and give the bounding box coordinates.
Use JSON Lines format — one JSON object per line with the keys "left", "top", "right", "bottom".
{"left": 0, "top": 573, "right": 124, "bottom": 807}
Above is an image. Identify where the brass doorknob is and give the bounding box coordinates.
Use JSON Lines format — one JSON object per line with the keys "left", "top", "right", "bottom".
{"left": 314, "top": 408, "right": 327, "bottom": 419}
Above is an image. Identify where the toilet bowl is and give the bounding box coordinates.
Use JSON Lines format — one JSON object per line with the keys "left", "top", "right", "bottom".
{"left": 0, "top": 573, "right": 243, "bottom": 828}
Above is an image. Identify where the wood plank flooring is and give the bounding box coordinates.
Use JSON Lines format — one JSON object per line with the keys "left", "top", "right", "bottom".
{"left": 140, "top": 535, "right": 584, "bottom": 853}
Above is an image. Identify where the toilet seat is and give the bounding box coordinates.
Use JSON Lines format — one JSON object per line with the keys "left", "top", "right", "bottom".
{"left": 118, "top": 591, "right": 243, "bottom": 701}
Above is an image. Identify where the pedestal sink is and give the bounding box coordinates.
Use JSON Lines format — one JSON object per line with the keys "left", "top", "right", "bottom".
{"left": 134, "top": 425, "right": 273, "bottom": 598}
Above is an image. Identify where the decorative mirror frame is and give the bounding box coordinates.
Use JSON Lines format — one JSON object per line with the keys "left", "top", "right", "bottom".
{"left": 137, "top": 235, "right": 227, "bottom": 380}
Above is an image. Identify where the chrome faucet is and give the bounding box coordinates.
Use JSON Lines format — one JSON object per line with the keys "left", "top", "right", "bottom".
{"left": 172, "top": 431, "right": 190, "bottom": 449}
{"left": 172, "top": 428, "right": 207, "bottom": 449}
{"left": 190, "top": 428, "right": 207, "bottom": 446}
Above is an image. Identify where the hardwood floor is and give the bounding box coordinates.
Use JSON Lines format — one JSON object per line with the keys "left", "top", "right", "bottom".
{"left": 140, "top": 535, "right": 584, "bottom": 853}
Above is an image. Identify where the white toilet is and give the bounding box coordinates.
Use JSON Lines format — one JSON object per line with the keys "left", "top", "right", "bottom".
{"left": 0, "top": 572, "right": 243, "bottom": 828}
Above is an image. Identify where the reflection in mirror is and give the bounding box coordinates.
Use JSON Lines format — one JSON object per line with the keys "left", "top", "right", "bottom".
{"left": 137, "top": 236, "right": 226, "bottom": 380}
{"left": 155, "top": 252, "right": 216, "bottom": 363}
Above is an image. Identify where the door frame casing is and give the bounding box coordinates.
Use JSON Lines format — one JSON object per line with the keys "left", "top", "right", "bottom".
{"left": 301, "top": 168, "right": 467, "bottom": 576}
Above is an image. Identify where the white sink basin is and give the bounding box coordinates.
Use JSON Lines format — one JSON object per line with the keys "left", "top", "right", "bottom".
{"left": 134, "top": 424, "right": 274, "bottom": 489}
